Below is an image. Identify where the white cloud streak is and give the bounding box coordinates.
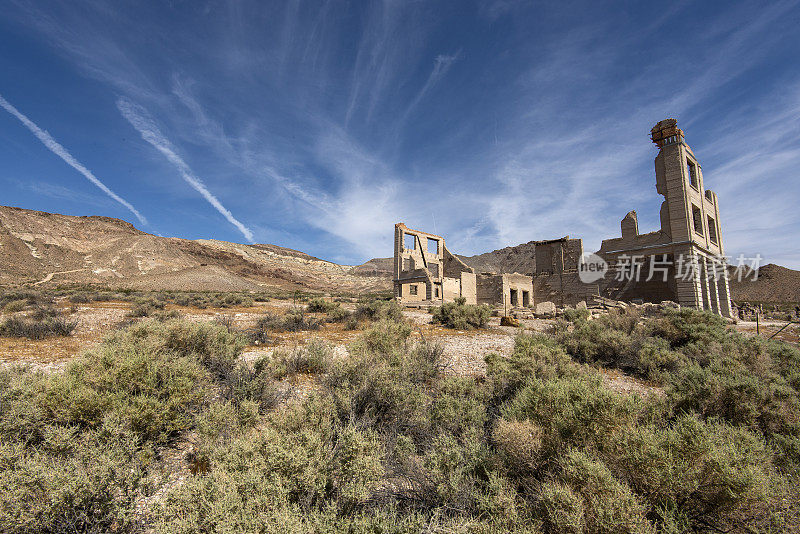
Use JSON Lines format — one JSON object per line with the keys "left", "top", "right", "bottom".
{"left": 116, "top": 97, "right": 255, "bottom": 243}
{"left": 0, "top": 92, "right": 147, "bottom": 226}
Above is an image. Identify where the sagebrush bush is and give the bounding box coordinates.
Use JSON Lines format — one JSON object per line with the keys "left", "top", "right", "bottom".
{"left": 353, "top": 299, "right": 404, "bottom": 323}
{"left": 2, "top": 298, "right": 28, "bottom": 313}
{"left": 306, "top": 297, "right": 340, "bottom": 313}
{"left": 432, "top": 297, "right": 491, "bottom": 329}
{"left": 0, "top": 318, "right": 249, "bottom": 533}
{"left": 268, "top": 339, "right": 333, "bottom": 379}
{"left": 126, "top": 298, "right": 166, "bottom": 318}
{"left": 0, "top": 314, "right": 77, "bottom": 339}
{"left": 2, "top": 305, "right": 799, "bottom": 533}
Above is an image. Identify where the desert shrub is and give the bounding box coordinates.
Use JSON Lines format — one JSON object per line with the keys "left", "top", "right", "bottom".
{"left": 649, "top": 308, "right": 729, "bottom": 348}
{"left": 486, "top": 333, "right": 581, "bottom": 399}
{"left": 68, "top": 292, "right": 91, "bottom": 303}
{"left": 557, "top": 449, "right": 653, "bottom": 534}
{"left": 327, "top": 306, "right": 352, "bottom": 323}
{"left": 537, "top": 480, "right": 585, "bottom": 534}
{"left": 354, "top": 299, "right": 404, "bottom": 323}
{"left": 282, "top": 308, "right": 322, "bottom": 332}
{"left": 2, "top": 298, "right": 28, "bottom": 313}
{"left": 0, "top": 289, "right": 52, "bottom": 311}
{"left": 156, "top": 398, "right": 385, "bottom": 532}
{"left": 0, "top": 422, "right": 144, "bottom": 534}
{"left": 0, "top": 318, "right": 248, "bottom": 533}
{"left": 223, "top": 357, "right": 285, "bottom": 412}
{"left": 0, "top": 315, "right": 77, "bottom": 339}
{"left": 245, "top": 310, "right": 321, "bottom": 341}
{"left": 268, "top": 339, "right": 332, "bottom": 379}
{"left": 211, "top": 293, "right": 254, "bottom": 308}
{"left": 432, "top": 297, "right": 491, "bottom": 329}
{"left": 493, "top": 418, "right": 544, "bottom": 473}
{"left": 604, "top": 414, "right": 784, "bottom": 532}
{"left": 152, "top": 309, "right": 182, "bottom": 321}
{"left": 214, "top": 313, "right": 236, "bottom": 331}
{"left": 562, "top": 307, "right": 590, "bottom": 323}
{"left": 344, "top": 316, "right": 359, "bottom": 330}
{"left": 306, "top": 297, "right": 339, "bottom": 313}
{"left": 126, "top": 298, "right": 165, "bottom": 318}
{"left": 358, "top": 319, "right": 412, "bottom": 354}
{"left": 501, "top": 374, "right": 640, "bottom": 461}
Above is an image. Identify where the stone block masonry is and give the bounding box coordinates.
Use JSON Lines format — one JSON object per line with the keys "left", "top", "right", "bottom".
{"left": 393, "top": 119, "right": 731, "bottom": 316}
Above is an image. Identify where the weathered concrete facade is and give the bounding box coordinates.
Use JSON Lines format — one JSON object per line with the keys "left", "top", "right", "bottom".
{"left": 596, "top": 119, "right": 731, "bottom": 316}
{"left": 394, "top": 223, "right": 478, "bottom": 305}
{"left": 393, "top": 119, "right": 731, "bottom": 316}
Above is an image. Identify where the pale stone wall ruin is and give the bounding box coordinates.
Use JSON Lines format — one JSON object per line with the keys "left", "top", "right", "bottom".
{"left": 393, "top": 119, "right": 732, "bottom": 316}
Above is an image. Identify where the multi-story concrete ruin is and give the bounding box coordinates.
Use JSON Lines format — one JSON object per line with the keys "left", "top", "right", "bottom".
{"left": 595, "top": 119, "right": 731, "bottom": 316}
{"left": 393, "top": 119, "right": 732, "bottom": 316}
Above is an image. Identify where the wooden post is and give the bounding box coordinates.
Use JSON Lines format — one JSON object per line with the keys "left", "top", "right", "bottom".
{"left": 756, "top": 311, "right": 760, "bottom": 335}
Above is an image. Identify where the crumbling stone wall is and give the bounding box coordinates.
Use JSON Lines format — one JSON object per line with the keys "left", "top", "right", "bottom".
{"left": 394, "top": 223, "right": 479, "bottom": 305}
{"left": 596, "top": 119, "right": 731, "bottom": 316}
{"left": 392, "top": 119, "right": 731, "bottom": 316}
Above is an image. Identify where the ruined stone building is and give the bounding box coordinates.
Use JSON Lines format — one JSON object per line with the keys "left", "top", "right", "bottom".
{"left": 596, "top": 119, "right": 731, "bottom": 316}
{"left": 393, "top": 119, "right": 732, "bottom": 316}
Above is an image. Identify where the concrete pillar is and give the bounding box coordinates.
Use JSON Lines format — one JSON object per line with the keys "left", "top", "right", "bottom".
{"left": 700, "top": 256, "right": 713, "bottom": 311}
{"left": 717, "top": 259, "right": 732, "bottom": 317}
{"left": 675, "top": 251, "right": 703, "bottom": 310}
{"left": 710, "top": 259, "right": 721, "bottom": 314}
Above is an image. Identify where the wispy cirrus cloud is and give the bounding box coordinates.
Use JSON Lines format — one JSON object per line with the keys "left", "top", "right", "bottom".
{"left": 3, "top": 0, "right": 799, "bottom": 267}
{"left": 0, "top": 92, "right": 147, "bottom": 225}
{"left": 117, "top": 97, "right": 254, "bottom": 243}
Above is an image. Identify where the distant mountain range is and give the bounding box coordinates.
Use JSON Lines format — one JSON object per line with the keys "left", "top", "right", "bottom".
{"left": 1, "top": 205, "right": 797, "bottom": 303}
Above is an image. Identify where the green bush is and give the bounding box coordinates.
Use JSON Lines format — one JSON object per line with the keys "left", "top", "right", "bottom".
{"left": 604, "top": 414, "right": 782, "bottom": 531}
{"left": 126, "top": 298, "right": 165, "bottom": 318}
{"left": 327, "top": 306, "right": 352, "bottom": 323}
{"left": 501, "top": 374, "right": 640, "bottom": 461}
{"left": 0, "top": 318, "right": 248, "bottom": 533}
{"left": 353, "top": 299, "right": 404, "bottom": 323}
{"left": 0, "top": 315, "right": 77, "bottom": 339}
{"left": 268, "top": 339, "right": 332, "bottom": 379}
{"left": 2, "top": 299, "right": 28, "bottom": 313}
{"left": 2, "top": 304, "right": 798, "bottom": 532}
{"left": 432, "top": 297, "right": 491, "bottom": 329}
{"left": 306, "top": 297, "right": 340, "bottom": 313}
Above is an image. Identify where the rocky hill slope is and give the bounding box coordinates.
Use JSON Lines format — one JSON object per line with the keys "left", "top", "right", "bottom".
{"left": 0, "top": 205, "right": 390, "bottom": 293}
{"left": 728, "top": 264, "right": 800, "bottom": 304}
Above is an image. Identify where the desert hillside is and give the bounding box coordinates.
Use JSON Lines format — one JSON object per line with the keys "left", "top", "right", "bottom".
{"left": 0, "top": 205, "right": 391, "bottom": 293}
{"left": 728, "top": 263, "right": 800, "bottom": 304}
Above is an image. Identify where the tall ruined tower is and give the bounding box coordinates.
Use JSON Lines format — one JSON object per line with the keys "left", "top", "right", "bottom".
{"left": 598, "top": 119, "right": 732, "bottom": 316}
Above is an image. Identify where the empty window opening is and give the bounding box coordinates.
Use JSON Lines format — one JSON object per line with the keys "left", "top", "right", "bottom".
{"left": 510, "top": 289, "right": 519, "bottom": 306}
{"left": 434, "top": 284, "right": 440, "bottom": 298}
{"left": 707, "top": 215, "right": 718, "bottom": 244}
{"left": 522, "top": 290, "right": 530, "bottom": 307}
{"left": 429, "top": 263, "right": 440, "bottom": 277}
{"left": 692, "top": 205, "right": 704, "bottom": 236}
{"left": 409, "top": 284, "right": 418, "bottom": 296}
{"left": 427, "top": 238, "right": 439, "bottom": 255}
{"left": 404, "top": 233, "right": 416, "bottom": 250}
{"left": 686, "top": 159, "right": 698, "bottom": 189}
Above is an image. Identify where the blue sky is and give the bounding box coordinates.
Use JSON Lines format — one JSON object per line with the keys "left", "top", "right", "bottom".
{"left": 1, "top": 1, "right": 799, "bottom": 268}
